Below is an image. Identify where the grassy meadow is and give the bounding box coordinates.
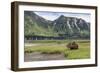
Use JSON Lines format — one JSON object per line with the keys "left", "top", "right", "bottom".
{"left": 24, "top": 40, "right": 90, "bottom": 60}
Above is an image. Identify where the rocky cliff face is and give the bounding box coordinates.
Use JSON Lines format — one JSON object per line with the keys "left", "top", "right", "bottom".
{"left": 24, "top": 11, "right": 90, "bottom": 39}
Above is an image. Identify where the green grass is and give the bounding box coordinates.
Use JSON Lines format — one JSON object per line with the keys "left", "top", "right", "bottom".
{"left": 24, "top": 40, "right": 90, "bottom": 59}
{"left": 25, "top": 39, "right": 90, "bottom": 44}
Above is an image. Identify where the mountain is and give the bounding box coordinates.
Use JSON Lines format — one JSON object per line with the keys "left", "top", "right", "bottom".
{"left": 52, "top": 15, "right": 90, "bottom": 38}
{"left": 24, "top": 11, "right": 90, "bottom": 39}
{"left": 24, "top": 11, "right": 56, "bottom": 37}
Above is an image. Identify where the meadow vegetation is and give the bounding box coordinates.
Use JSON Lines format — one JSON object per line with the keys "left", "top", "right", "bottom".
{"left": 25, "top": 40, "right": 90, "bottom": 59}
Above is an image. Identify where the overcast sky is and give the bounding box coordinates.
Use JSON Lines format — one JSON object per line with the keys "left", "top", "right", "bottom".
{"left": 34, "top": 11, "right": 91, "bottom": 22}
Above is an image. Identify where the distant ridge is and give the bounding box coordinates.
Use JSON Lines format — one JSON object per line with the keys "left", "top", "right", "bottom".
{"left": 24, "top": 11, "right": 90, "bottom": 39}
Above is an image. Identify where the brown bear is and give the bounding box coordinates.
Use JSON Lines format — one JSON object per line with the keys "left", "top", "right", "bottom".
{"left": 67, "top": 41, "right": 79, "bottom": 50}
